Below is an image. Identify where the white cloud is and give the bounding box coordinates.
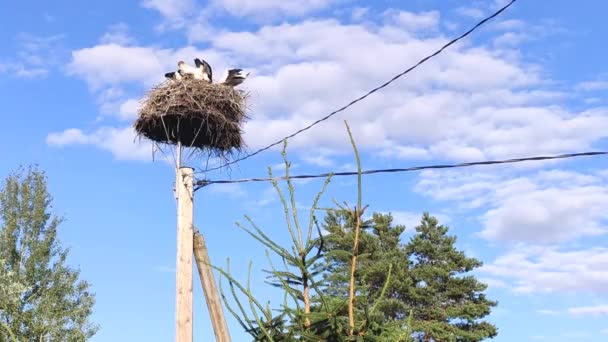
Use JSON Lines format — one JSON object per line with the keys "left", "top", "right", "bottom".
{"left": 493, "top": 32, "right": 528, "bottom": 46}
{"left": 118, "top": 99, "right": 142, "bottom": 120}
{"left": 492, "top": 19, "right": 526, "bottom": 31}
{"left": 68, "top": 43, "right": 232, "bottom": 89}
{"left": 388, "top": 211, "right": 423, "bottom": 229}
{"left": 212, "top": 0, "right": 333, "bottom": 18}
{"left": 300, "top": 148, "right": 339, "bottom": 167}
{"left": 416, "top": 169, "right": 608, "bottom": 244}
{"left": 191, "top": 18, "right": 608, "bottom": 162}
{"left": 455, "top": 1, "right": 518, "bottom": 21}
{"left": 481, "top": 246, "right": 608, "bottom": 294}
{"left": 480, "top": 186, "right": 608, "bottom": 243}
{"left": 380, "top": 145, "right": 429, "bottom": 160}
{"left": 68, "top": 44, "right": 169, "bottom": 88}
{"left": 351, "top": 7, "right": 369, "bottom": 21}
{"left": 1, "top": 33, "right": 65, "bottom": 78}
{"left": 387, "top": 211, "right": 450, "bottom": 229}
{"left": 0, "top": 62, "right": 48, "bottom": 78}
{"left": 47, "top": 128, "right": 94, "bottom": 146}
{"left": 47, "top": 127, "right": 153, "bottom": 161}
{"left": 141, "top": 0, "right": 195, "bottom": 21}
{"left": 537, "top": 305, "right": 608, "bottom": 317}
{"left": 537, "top": 309, "right": 560, "bottom": 316}
{"left": 386, "top": 10, "right": 440, "bottom": 32}
{"left": 568, "top": 305, "right": 608, "bottom": 317}
{"left": 455, "top": 7, "right": 485, "bottom": 19}
{"left": 64, "top": 10, "right": 608, "bottom": 169}
{"left": 100, "top": 23, "right": 135, "bottom": 45}
{"left": 576, "top": 80, "right": 608, "bottom": 92}
{"left": 492, "top": 0, "right": 515, "bottom": 10}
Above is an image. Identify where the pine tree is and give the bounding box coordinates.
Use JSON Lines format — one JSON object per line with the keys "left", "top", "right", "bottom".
{"left": 406, "top": 213, "right": 497, "bottom": 342}
{"left": 321, "top": 211, "right": 497, "bottom": 342}
{"left": 0, "top": 166, "right": 98, "bottom": 341}
{"left": 321, "top": 209, "right": 413, "bottom": 321}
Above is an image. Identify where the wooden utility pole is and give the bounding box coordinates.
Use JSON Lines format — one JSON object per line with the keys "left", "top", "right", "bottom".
{"left": 175, "top": 165, "right": 194, "bottom": 342}
{"left": 194, "top": 231, "right": 232, "bottom": 342}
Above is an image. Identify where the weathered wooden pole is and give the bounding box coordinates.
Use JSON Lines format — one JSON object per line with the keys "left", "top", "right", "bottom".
{"left": 193, "top": 230, "right": 232, "bottom": 341}
{"left": 175, "top": 164, "right": 194, "bottom": 342}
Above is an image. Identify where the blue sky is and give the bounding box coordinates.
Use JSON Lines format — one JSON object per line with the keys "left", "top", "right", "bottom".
{"left": 2, "top": 0, "right": 608, "bottom": 341}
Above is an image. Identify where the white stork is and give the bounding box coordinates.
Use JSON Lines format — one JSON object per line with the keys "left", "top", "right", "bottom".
{"left": 164, "top": 70, "right": 183, "bottom": 81}
{"left": 194, "top": 58, "right": 213, "bottom": 83}
{"left": 177, "top": 60, "right": 205, "bottom": 80}
{"left": 220, "top": 69, "right": 250, "bottom": 87}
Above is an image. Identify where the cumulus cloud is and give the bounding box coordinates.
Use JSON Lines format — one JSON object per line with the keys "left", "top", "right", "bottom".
{"left": 68, "top": 43, "right": 232, "bottom": 89}
{"left": 194, "top": 19, "right": 606, "bottom": 162}
{"left": 1, "top": 33, "right": 66, "bottom": 78}
{"left": 537, "top": 309, "right": 560, "bottom": 316}
{"left": 493, "top": 32, "right": 528, "bottom": 46}
{"left": 576, "top": 80, "right": 608, "bottom": 92}
{"left": 386, "top": 211, "right": 450, "bottom": 230}
{"left": 416, "top": 169, "right": 608, "bottom": 244}
{"left": 67, "top": 44, "right": 169, "bottom": 88}
{"left": 64, "top": 9, "right": 608, "bottom": 165}
{"left": 47, "top": 127, "right": 152, "bottom": 161}
{"left": 568, "top": 305, "right": 608, "bottom": 317}
{"left": 47, "top": 128, "right": 94, "bottom": 146}
{"left": 385, "top": 211, "right": 423, "bottom": 229}
{"left": 67, "top": 43, "right": 231, "bottom": 124}
{"left": 455, "top": 7, "right": 485, "bottom": 19}
{"left": 481, "top": 246, "right": 608, "bottom": 294}
{"left": 141, "top": 0, "right": 195, "bottom": 22}
{"left": 118, "top": 99, "right": 142, "bottom": 120}
{"left": 480, "top": 185, "right": 608, "bottom": 243}
{"left": 212, "top": 0, "right": 334, "bottom": 18}
{"left": 385, "top": 10, "right": 440, "bottom": 32}
{"left": 491, "top": 19, "right": 526, "bottom": 31}
{"left": 100, "top": 23, "right": 136, "bottom": 45}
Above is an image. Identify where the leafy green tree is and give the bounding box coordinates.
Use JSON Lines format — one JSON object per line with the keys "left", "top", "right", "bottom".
{"left": 0, "top": 166, "right": 98, "bottom": 341}
{"left": 322, "top": 211, "right": 497, "bottom": 342}
{"left": 406, "top": 213, "right": 497, "bottom": 342}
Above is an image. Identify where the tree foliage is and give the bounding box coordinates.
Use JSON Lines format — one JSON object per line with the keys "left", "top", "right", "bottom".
{"left": 322, "top": 210, "right": 412, "bottom": 321}
{"left": 216, "top": 125, "right": 413, "bottom": 341}
{"left": 217, "top": 123, "right": 496, "bottom": 341}
{"left": 322, "top": 210, "right": 497, "bottom": 342}
{"left": 0, "top": 166, "right": 98, "bottom": 341}
{"left": 406, "top": 213, "right": 497, "bottom": 342}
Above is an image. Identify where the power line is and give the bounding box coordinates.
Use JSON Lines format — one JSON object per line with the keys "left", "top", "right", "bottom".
{"left": 196, "top": 0, "right": 519, "bottom": 174}
{"left": 194, "top": 151, "right": 607, "bottom": 191}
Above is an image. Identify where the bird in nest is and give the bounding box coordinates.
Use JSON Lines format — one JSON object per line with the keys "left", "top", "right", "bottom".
{"left": 164, "top": 58, "right": 250, "bottom": 88}
{"left": 219, "top": 69, "right": 250, "bottom": 88}
{"left": 164, "top": 57, "right": 212, "bottom": 83}
{"left": 164, "top": 69, "right": 184, "bottom": 81}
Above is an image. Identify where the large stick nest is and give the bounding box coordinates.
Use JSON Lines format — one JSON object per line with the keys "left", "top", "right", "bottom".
{"left": 134, "top": 77, "right": 249, "bottom": 157}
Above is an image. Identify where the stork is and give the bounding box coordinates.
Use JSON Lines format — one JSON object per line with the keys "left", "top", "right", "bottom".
{"left": 194, "top": 58, "right": 213, "bottom": 83}
{"left": 177, "top": 60, "right": 205, "bottom": 80}
{"left": 164, "top": 69, "right": 184, "bottom": 81}
{"left": 220, "top": 69, "right": 250, "bottom": 87}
